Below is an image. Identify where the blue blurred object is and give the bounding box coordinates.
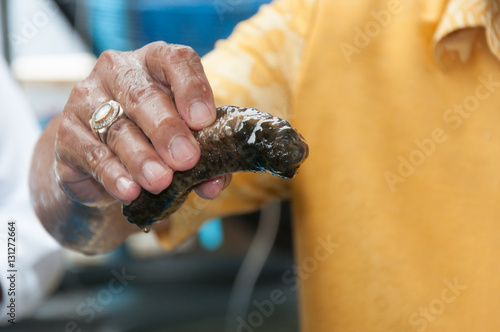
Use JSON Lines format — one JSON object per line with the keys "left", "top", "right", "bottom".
{"left": 85, "top": 0, "right": 272, "bottom": 56}
{"left": 131, "top": 0, "right": 272, "bottom": 56}
{"left": 198, "top": 218, "right": 224, "bottom": 251}
{"left": 87, "top": 0, "right": 132, "bottom": 53}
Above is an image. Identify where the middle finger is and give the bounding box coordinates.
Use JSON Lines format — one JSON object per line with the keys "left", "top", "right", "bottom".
{"left": 105, "top": 117, "right": 174, "bottom": 194}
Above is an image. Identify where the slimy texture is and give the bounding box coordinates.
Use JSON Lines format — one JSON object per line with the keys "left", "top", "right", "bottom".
{"left": 122, "top": 106, "right": 309, "bottom": 231}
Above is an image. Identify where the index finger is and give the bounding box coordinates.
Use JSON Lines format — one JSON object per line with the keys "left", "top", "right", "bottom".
{"left": 140, "top": 42, "right": 217, "bottom": 130}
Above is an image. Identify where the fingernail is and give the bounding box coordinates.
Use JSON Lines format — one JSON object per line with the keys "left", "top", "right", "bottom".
{"left": 189, "top": 102, "right": 212, "bottom": 125}
{"left": 170, "top": 136, "right": 197, "bottom": 163}
{"left": 143, "top": 161, "right": 168, "bottom": 185}
{"left": 116, "top": 177, "right": 135, "bottom": 197}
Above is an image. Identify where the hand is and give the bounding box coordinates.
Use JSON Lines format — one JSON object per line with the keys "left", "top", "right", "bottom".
{"left": 55, "top": 42, "right": 230, "bottom": 207}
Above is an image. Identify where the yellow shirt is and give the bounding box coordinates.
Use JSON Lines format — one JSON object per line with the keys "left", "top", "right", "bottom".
{"left": 157, "top": 0, "right": 500, "bottom": 330}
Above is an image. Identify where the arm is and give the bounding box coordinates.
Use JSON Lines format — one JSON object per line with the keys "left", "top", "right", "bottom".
{"left": 30, "top": 42, "right": 229, "bottom": 254}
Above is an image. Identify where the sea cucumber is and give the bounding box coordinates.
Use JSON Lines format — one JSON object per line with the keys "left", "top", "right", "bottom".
{"left": 122, "top": 106, "right": 309, "bottom": 231}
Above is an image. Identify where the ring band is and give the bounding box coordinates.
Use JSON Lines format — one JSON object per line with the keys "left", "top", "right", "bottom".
{"left": 89, "top": 100, "right": 126, "bottom": 143}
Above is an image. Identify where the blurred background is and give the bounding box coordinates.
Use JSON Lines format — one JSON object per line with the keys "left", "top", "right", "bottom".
{"left": 0, "top": 0, "right": 300, "bottom": 331}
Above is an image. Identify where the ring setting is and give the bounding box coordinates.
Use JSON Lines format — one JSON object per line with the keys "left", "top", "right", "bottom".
{"left": 89, "top": 100, "right": 126, "bottom": 143}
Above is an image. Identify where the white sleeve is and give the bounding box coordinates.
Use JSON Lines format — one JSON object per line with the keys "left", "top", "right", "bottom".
{"left": 0, "top": 58, "right": 63, "bottom": 324}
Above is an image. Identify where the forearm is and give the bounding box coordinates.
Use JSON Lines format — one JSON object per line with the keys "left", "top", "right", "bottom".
{"left": 29, "top": 115, "right": 138, "bottom": 254}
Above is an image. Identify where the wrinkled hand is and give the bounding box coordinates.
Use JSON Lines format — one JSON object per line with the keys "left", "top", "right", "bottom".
{"left": 55, "top": 42, "right": 230, "bottom": 207}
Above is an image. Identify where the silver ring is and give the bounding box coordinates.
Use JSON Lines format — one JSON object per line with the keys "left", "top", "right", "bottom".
{"left": 89, "top": 100, "right": 126, "bottom": 144}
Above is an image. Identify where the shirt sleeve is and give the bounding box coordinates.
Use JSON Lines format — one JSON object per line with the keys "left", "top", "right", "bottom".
{"left": 155, "top": 0, "right": 316, "bottom": 249}
{"left": 0, "top": 59, "right": 64, "bottom": 324}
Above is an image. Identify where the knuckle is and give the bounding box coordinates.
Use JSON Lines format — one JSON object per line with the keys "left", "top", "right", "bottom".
{"left": 57, "top": 112, "right": 73, "bottom": 139}
{"left": 184, "top": 76, "right": 206, "bottom": 92}
{"left": 124, "top": 78, "right": 157, "bottom": 106}
{"left": 149, "top": 41, "right": 169, "bottom": 51}
{"left": 70, "top": 81, "right": 91, "bottom": 100}
{"left": 66, "top": 80, "right": 98, "bottom": 116}
{"left": 155, "top": 115, "right": 187, "bottom": 133}
{"left": 145, "top": 41, "right": 170, "bottom": 60}
{"left": 85, "top": 144, "right": 114, "bottom": 178}
{"left": 168, "top": 44, "right": 198, "bottom": 62}
{"left": 105, "top": 120, "right": 127, "bottom": 148}
{"left": 97, "top": 49, "right": 122, "bottom": 67}
{"left": 106, "top": 119, "right": 142, "bottom": 151}
{"left": 55, "top": 113, "right": 78, "bottom": 152}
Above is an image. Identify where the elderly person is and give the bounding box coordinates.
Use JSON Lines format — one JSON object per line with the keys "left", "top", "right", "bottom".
{"left": 31, "top": 0, "right": 500, "bottom": 331}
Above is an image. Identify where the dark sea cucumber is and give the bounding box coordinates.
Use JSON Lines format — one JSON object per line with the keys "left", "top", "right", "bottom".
{"left": 122, "top": 106, "right": 309, "bottom": 231}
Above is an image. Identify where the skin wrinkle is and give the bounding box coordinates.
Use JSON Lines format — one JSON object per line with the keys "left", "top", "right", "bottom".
{"left": 117, "top": 70, "right": 152, "bottom": 106}
{"left": 56, "top": 122, "right": 90, "bottom": 175}
{"left": 166, "top": 47, "right": 210, "bottom": 91}
{"left": 124, "top": 95, "right": 171, "bottom": 131}
{"left": 169, "top": 64, "right": 205, "bottom": 102}
{"left": 144, "top": 52, "right": 169, "bottom": 87}
{"left": 145, "top": 43, "right": 189, "bottom": 86}
{"left": 152, "top": 115, "right": 189, "bottom": 137}
{"left": 186, "top": 57, "right": 209, "bottom": 88}
{"left": 105, "top": 118, "right": 129, "bottom": 143}
{"left": 108, "top": 121, "right": 150, "bottom": 158}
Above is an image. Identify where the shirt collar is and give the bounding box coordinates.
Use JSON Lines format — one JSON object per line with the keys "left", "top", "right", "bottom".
{"left": 431, "top": 0, "right": 500, "bottom": 64}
